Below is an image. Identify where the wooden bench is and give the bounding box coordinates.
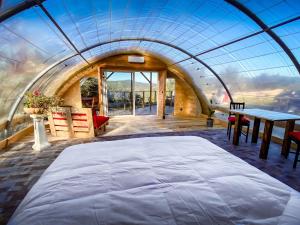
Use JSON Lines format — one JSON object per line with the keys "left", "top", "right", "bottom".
{"left": 48, "top": 107, "right": 109, "bottom": 138}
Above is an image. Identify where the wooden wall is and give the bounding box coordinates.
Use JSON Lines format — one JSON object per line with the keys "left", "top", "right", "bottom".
{"left": 62, "top": 81, "right": 82, "bottom": 108}
{"left": 174, "top": 77, "right": 202, "bottom": 117}
{"left": 157, "top": 70, "right": 167, "bottom": 119}
{"left": 52, "top": 54, "right": 204, "bottom": 117}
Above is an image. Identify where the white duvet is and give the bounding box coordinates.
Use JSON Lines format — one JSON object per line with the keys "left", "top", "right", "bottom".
{"left": 8, "top": 136, "right": 300, "bottom": 225}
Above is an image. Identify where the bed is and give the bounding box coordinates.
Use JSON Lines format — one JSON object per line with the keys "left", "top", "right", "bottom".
{"left": 8, "top": 136, "right": 300, "bottom": 225}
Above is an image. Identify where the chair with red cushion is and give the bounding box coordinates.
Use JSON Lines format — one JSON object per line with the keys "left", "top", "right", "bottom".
{"left": 227, "top": 102, "right": 250, "bottom": 142}
{"left": 49, "top": 107, "right": 96, "bottom": 138}
{"left": 92, "top": 109, "right": 109, "bottom": 132}
{"left": 93, "top": 115, "right": 109, "bottom": 129}
{"left": 288, "top": 131, "right": 300, "bottom": 168}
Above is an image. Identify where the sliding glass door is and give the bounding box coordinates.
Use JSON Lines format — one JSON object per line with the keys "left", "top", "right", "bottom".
{"left": 107, "top": 72, "right": 133, "bottom": 116}
{"left": 106, "top": 71, "right": 159, "bottom": 116}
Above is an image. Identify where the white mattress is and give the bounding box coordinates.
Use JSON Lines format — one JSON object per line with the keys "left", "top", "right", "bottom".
{"left": 8, "top": 136, "right": 300, "bottom": 225}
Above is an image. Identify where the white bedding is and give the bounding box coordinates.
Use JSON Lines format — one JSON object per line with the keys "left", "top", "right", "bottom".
{"left": 8, "top": 136, "right": 300, "bottom": 225}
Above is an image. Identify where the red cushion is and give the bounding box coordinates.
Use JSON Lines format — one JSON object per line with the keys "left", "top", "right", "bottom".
{"left": 93, "top": 115, "right": 109, "bottom": 129}
{"left": 228, "top": 116, "right": 236, "bottom": 123}
{"left": 96, "top": 116, "right": 109, "bottom": 124}
{"left": 53, "top": 117, "right": 67, "bottom": 120}
{"left": 228, "top": 116, "right": 250, "bottom": 125}
{"left": 289, "top": 132, "right": 300, "bottom": 141}
{"left": 52, "top": 112, "right": 65, "bottom": 116}
{"left": 92, "top": 109, "right": 98, "bottom": 117}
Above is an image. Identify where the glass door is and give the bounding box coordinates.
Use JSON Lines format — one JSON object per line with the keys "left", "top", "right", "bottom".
{"left": 135, "top": 72, "right": 158, "bottom": 115}
{"left": 107, "top": 72, "right": 133, "bottom": 116}
{"left": 165, "top": 78, "right": 175, "bottom": 115}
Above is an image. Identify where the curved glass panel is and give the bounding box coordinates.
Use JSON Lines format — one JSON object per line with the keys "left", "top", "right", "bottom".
{"left": 30, "top": 40, "right": 227, "bottom": 111}
{"left": 80, "top": 40, "right": 191, "bottom": 65}
{"left": 42, "top": 0, "right": 260, "bottom": 56}
{"left": 0, "top": 0, "right": 25, "bottom": 14}
{"left": 0, "top": 6, "right": 73, "bottom": 124}
{"left": 32, "top": 56, "right": 84, "bottom": 94}
{"left": 0, "top": 0, "right": 300, "bottom": 134}
{"left": 177, "top": 59, "right": 229, "bottom": 107}
{"left": 200, "top": 33, "right": 300, "bottom": 113}
{"left": 41, "top": 56, "right": 86, "bottom": 96}
{"left": 238, "top": 0, "right": 300, "bottom": 26}
{"left": 272, "top": 20, "right": 300, "bottom": 61}
{"left": 7, "top": 55, "right": 85, "bottom": 138}
{"left": 0, "top": 0, "right": 262, "bottom": 125}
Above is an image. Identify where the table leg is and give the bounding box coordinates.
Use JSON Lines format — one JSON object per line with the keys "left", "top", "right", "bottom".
{"left": 233, "top": 114, "right": 242, "bottom": 145}
{"left": 251, "top": 117, "right": 261, "bottom": 143}
{"left": 259, "top": 120, "right": 274, "bottom": 159}
{"left": 281, "top": 120, "right": 295, "bottom": 158}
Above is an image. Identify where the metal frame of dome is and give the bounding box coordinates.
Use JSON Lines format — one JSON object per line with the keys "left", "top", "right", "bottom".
{"left": 1, "top": 0, "right": 300, "bottom": 134}
{"left": 226, "top": 0, "right": 300, "bottom": 74}
{"left": 6, "top": 37, "right": 233, "bottom": 125}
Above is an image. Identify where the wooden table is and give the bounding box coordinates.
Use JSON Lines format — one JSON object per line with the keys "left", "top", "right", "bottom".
{"left": 230, "top": 108, "right": 300, "bottom": 159}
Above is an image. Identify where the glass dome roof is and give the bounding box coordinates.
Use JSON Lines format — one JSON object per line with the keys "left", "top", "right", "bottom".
{"left": 1, "top": 0, "right": 300, "bottom": 128}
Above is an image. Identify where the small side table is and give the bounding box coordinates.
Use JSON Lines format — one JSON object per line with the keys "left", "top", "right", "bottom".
{"left": 30, "top": 114, "right": 51, "bottom": 151}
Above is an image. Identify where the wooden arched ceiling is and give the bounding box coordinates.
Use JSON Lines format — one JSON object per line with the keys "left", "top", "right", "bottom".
{"left": 48, "top": 51, "right": 210, "bottom": 114}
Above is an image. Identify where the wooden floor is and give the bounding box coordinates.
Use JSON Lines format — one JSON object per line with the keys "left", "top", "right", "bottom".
{"left": 0, "top": 115, "right": 299, "bottom": 225}
{"left": 104, "top": 115, "right": 224, "bottom": 136}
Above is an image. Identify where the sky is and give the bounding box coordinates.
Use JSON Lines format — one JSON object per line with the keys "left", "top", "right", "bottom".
{"left": 107, "top": 72, "right": 158, "bottom": 84}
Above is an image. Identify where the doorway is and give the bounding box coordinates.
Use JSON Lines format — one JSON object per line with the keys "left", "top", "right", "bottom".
{"left": 106, "top": 72, "right": 132, "bottom": 116}
{"left": 165, "top": 78, "right": 175, "bottom": 116}
{"left": 105, "top": 71, "right": 158, "bottom": 116}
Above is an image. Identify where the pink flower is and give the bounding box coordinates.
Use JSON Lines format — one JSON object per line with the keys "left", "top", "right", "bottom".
{"left": 33, "top": 90, "right": 41, "bottom": 96}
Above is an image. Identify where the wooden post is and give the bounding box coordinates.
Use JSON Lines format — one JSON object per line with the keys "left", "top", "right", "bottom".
{"left": 132, "top": 72, "right": 135, "bottom": 116}
{"left": 233, "top": 113, "right": 242, "bottom": 145}
{"left": 251, "top": 117, "right": 261, "bottom": 143}
{"left": 142, "top": 91, "right": 145, "bottom": 108}
{"left": 281, "top": 120, "right": 295, "bottom": 158}
{"left": 65, "top": 107, "right": 74, "bottom": 138}
{"left": 103, "top": 74, "right": 108, "bottom": 116}
{"left": 47, "top": 111, "right": 57, "bottom": 137}
{"left": 259, "top": 120, "right": 274, "bottom": 159}
{"left": 98, "top": 67, "right": 104, "bottom": 115}
{"left": 85, "top": 108, "right": 95, "bottom": 138}
{"left": 123, "top": 91, "right": 126, "bottom": 110}
{"left": 157, "top": 70, "right": 167, "bottom": 119}
{"left": 150, "top": 72, "right": 152, "bottom": 112}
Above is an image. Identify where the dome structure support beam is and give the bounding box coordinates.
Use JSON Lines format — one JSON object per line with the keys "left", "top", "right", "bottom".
{"left": 36, "top": 2, "right": 90, "bottom": 65}
{"left": 81, "top": 38, "right": 233, "bottom": 102}
{"left": 5, "top": 54, "right": 77, "bottom": 136}
{"left": 6, "top": 38, "right": 233, "bottom": 133}
{"left": 0, "top": 0, "right": 45, "bottom": 23}
{"left": 171, "top": 14, "right": 300, "bottom": 67}
{"left": 226, "top": 0, "right": 300, "bottom": 75}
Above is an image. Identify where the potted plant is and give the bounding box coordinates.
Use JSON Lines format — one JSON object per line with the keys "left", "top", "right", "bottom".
{"left": 207, "top": 108, "right": 215, "bottom": 127}
{"left": 24, "top": 90, "right": 63, "bottom": 114}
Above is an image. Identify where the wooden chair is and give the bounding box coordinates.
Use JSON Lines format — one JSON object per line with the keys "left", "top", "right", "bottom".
{"left": 227, "top": 102, "right": 250, "bottom": 142}
{"left": 71, "top": 108, "right": 95, "bottom": 138}
{"left": 288, "top": 132, "right": 300, "bottom": 168}
{"left": 48, "top": 107, "right": 109, "bottom": 138}
{"left": 48, "top": 107, "right": 95, "bottom": 138}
